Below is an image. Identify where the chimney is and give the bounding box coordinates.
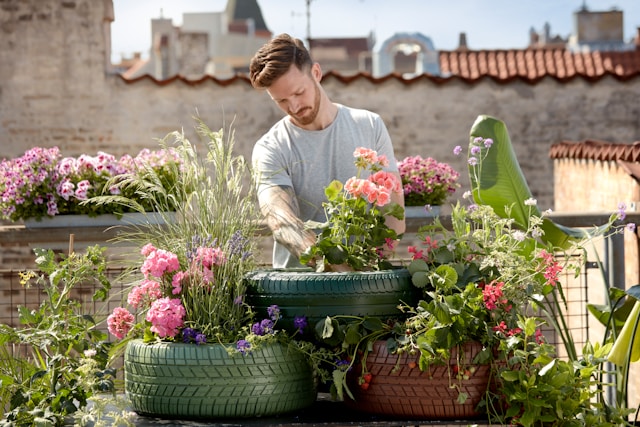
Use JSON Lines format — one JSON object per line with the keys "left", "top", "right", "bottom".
{"left": 457, "top": 32, "right": 468, "bottom": 51}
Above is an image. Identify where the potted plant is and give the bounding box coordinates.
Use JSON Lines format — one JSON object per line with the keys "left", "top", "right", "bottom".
{"left": 315, "top": 127, "right": 633, "bottom": 424}
{"left": 245, "top": 147, "right": 419, "bottom": 334}
{"left": 0, "top": 146, "right": 182, "bottom": 226}
{"left": 104, "top": 120, "right": 317, "bottom": 419}
{"left": 397, "top": 155, "right": 460, "bottom": 217}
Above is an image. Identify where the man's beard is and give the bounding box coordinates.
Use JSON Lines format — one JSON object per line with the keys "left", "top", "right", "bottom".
{"left": 290, "top": 83, "right": 321, "bottom": 127}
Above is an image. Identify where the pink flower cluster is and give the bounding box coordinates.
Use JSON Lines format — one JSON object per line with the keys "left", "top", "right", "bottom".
{"left": 107, "top": 241, "right": 230, "bottom": 340}
{"left": 397, "top": 155, "right": 459, "bottom": 206}
{"left": 107, "top": 307, "right": 135, "bottom": 339}
{"left": 353, "top": 147, "right": 389, "bottom": 170}
{"left": 345, "top": 170, "right": 400, "bottom": 207}
{"left": 146, "top": 297, "right": 186, "bottom": 338}
{"left": 141, "top": 244, "right": 180, "bottom": 278}
{"left": 192, "top": 246, "right": 227, "bottom": 284}
{"left": 538, "top": 249, "right": 563, "bottom": 286}
{"left": 482, "top": 281, "right": 510, "bottom": 311}
{"left": 127, "top": 279, "right": 162, "bottom": 309}
{"left": 0, "top": 146, "right": 181, "bottom": 221}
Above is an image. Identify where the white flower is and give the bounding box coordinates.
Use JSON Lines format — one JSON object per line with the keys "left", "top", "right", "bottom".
{"left": 524, "top": 198, "right": 537, "bottom": 206}
{"left": 512, "top": 230, "right": 526, "bottom": 242}
{"left": 83, "top": 349, "right": 97, "bottom": 357}
{"left": 463, "top": 191, "right": 472, "bottom": 200}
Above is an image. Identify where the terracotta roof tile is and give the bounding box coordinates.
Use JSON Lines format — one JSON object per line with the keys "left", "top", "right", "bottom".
{"left": 120, "top": 47, "right": 640, "bottom": 85}
{"left": 550, "top": 140, "right": 640, "bottom": 162}
{"left": 439, "top": 49, "right": 640, "bottom": 82}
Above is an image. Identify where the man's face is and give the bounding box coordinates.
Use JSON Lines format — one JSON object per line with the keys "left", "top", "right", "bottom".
{"left": 267, "top": 64, "right": 321, "bottom": 127}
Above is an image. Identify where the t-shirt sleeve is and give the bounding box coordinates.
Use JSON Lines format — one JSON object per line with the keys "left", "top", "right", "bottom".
{"left": 372, "top": 114, "right": 399, "bottom": 172}
{"left": 252, "top": 137, "right": 293, "bottom": 194}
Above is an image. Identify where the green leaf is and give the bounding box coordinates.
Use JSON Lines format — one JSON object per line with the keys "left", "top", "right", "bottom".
{"left": 324, "top": 180, "right": 343, "bottom": 201}
{"left": 411, "top": 271, "right": 430, "bottom": 288}
{"left": 433, "top": 265, "right": 458, "bottom": 289}
{"left": 501, "top": 370, "right": 520, "bottom": 382}
{"left": 362, "top": 316, "right": 384, "bottom": 332}
{"left": 468, "top": 115, "right": 588, "bottom": 249}
{"left": 408, "top": 258, "right": 428, "bottom": 275}
{"left": 344, "top": 324, "right": 362, "bottom": 345}
{"left": 538, "top": 358, "right": 557, "bottom": 376}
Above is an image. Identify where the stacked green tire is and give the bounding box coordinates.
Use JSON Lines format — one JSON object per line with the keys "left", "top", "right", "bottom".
{"left": 245, "top": 268, "right": 419, "bottom": 332}
{"left": 124, "top": 340, "right": 316, "bottom": 419}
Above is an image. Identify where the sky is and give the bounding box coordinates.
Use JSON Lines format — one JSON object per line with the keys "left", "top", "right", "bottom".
{"left": 110, "top": 0, "right": 640, "bottom": 63}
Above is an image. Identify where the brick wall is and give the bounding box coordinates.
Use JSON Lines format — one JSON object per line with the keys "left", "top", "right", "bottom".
{"left": 1, "top": 5, "right": 640, "bottom": 213}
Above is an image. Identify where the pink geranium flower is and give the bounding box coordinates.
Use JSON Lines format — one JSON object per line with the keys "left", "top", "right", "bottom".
{"left": 146, "top": 297, "right": 186, "bottom": 338}
{"left": 107, "top": 307, "right": 135, "bottom": 339}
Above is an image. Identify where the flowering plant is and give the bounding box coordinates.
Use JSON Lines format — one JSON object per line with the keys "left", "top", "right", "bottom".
{"left": 316, "top": 119, "right": 634, "bottom": 424}
{"left": 300, "top": 147, "right": 404, "bottom": 271}
{"left": 105, "top": 120, "right": 302, "bottom": 354}
{"left": 0, "top": 146, "right": 182, "bottom": 222}
{"left": 398, "top": 155, "right": 459, "bottom": 207}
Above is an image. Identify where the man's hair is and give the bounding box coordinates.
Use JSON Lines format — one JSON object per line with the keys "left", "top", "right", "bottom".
{"left": 249, "top": 33, "right": 312, "bottom": 89}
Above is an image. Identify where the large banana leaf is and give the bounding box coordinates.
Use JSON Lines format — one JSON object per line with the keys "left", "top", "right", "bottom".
{"left": 468, "top": 115, "right": 589, "bottom": 249}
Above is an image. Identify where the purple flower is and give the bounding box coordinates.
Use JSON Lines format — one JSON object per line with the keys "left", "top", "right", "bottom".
{"left": 236, "top": 340, "right": 251, "bottom": 355}
{"left": 468, "top": 157, "right": 478, "bottom": 166}
{"left": 233, "top": 295, "right": 243, "bottom": 305}
{"left": 293, "top": 316, "right": 307, "bottom": 332}
{"left": 252, "top": 322, "right": 264, "bottom": 336}
{"left": 484, "top": 138, "right": 494, "bottom": 148}
{"left": 470, "top": 146, "right": 481, "bottom": 155}
{"left": 267, "top": 305, "right": 280, "bottom": 321}
{"left": 260, "top": 318, "right": 274, "bottom": 334}
{"left": 182, "top": 327, "right": 196, "bottom": 343}
{"left": 195, "top": 333, "right": 207, "bottom": 345}
{"left": 618, "top": 202, "right": 627, "bottom": 221}
{"left": 626, "top": 223, "right": 636, "bottom": 232}
{"left": 453, "top": 146, "right": 463, "bottom": 156}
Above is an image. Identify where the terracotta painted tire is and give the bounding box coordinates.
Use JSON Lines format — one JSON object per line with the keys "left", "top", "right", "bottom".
{"left": 244, "top": 268, "right": 419, "bottom": 332}
{"left": 345, "top": 340, "right": 491, "bottom": 419}
{"left": 124, "top": 340, "right": 316, "bottom": 419}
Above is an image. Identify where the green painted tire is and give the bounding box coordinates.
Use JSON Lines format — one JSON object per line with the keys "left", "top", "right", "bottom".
{"left": 124, "top": 340, "right": 316, "bottom": 419}
{"left": 245, "top": 268, "right": 419, "bottom": 332}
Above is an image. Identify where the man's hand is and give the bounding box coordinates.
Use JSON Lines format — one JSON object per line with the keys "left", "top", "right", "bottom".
{"left": 258, "top": 185, "right": 317, "bottom": 261}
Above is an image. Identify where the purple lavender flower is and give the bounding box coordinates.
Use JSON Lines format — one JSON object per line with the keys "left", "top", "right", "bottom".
{"left": 233, "top": 295, "right": 243, "bottom": 305}
{"left": 293, "top": 316, "right": 307, "bottom": 332}
{"left": 236, "top": 340, "right": 251, "bottom": 355}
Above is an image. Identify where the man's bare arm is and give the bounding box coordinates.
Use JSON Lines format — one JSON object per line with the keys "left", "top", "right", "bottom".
{"left": 258, "top": 185, "right": 317, "bottom": 260}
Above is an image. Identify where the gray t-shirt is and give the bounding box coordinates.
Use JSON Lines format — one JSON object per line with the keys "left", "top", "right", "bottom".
{"left": 252, "top": 104, "right": 398, "bottom": 268}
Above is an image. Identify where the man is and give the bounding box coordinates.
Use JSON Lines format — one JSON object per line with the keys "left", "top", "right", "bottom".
{"left": 249, "top": 33, "right": 405, "bottom": 268}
